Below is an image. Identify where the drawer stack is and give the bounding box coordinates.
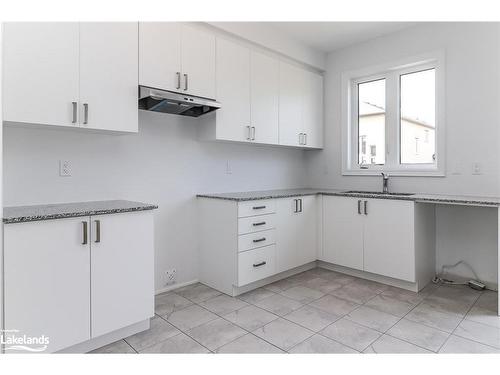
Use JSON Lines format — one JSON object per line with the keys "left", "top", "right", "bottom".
{"left": 237, "top": 199, "right": 277, "bottom": 286}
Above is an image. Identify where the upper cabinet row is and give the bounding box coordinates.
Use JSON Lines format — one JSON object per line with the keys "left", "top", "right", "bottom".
{"left": 3, "top": 23, "right": 138, "bottom": 132}
{"left": 3, "top": 22, "right": 323, "bottom": 148}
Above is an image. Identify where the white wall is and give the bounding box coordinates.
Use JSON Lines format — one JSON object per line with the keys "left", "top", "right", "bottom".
{"left": 3, "top": 112, "right": 306, "bottom": 292}
{"left": 306, "top": 22, "right": 500, "bottom": 286}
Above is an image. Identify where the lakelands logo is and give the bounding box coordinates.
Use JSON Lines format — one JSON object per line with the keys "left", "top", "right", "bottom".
{"left": 1, "top": 329, "right": 50, "bottom": 352}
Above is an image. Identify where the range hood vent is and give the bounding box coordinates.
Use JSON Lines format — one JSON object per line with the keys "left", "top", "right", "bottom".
{"left": 138, "top": 86, "right": 221, "bottom": 118}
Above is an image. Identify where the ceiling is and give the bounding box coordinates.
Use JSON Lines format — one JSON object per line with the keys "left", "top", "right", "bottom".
{"left": 268, "top": 22, "right": 417, "bottom": 52}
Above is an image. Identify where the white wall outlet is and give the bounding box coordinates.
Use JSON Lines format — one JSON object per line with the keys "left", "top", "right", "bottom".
{"left": 59, "top": 160, "right": 72, "bottom": 177}
{"left": 472, "top": 162, "right": 482, "bottom": 175}
{"left": 226, "top": 160, "right": 232, "bottom": 174}
{"left": 164, "top": 269, "right": 177, "bottom": 286}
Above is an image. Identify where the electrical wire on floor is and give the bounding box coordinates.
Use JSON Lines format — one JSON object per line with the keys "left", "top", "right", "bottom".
{"left": 432, "top": 260, "right": 486, "bottom": 290}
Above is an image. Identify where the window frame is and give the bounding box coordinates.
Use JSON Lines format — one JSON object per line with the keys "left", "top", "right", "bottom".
{"left": 341, "top": 51, "right": 445, "bottom": 177}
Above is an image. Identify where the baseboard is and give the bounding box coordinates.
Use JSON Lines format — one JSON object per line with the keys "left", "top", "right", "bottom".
{"left": 155, "top": 279, "right": 199, "bottom": 295}
{"left": 58, "top": 319, "right": 150, "bottom": 354}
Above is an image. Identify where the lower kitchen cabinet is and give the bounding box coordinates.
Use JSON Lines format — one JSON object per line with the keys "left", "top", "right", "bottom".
{"left": 3, "top": 211, "right": 154, "bottom": 353}
{"left": 276, "top": 196, "right": 317, "bottom": 273}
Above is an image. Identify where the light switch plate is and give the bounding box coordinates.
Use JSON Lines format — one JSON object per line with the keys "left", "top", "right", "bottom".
{"left": 59, "top": 160, "right": 72, "bottom": 177}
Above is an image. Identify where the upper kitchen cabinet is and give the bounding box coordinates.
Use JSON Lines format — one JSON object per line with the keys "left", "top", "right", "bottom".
{"left": 3, "top": 22, "right": 138, "bottom": 133}
{"left": 139, "top": 23, "right": 216, "bottom": 99}
{"left": 79, "top": 23, "right": 138, "bottom": 132}
{"left": 3, "top": 23, "right": 80, "bottom": 128}
{"left": 278, "top": 61, "right": 324, "bottom": 149}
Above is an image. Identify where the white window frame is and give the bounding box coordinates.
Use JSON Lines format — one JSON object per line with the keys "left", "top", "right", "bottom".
{"left": 341, "top": 51, "right": 446, "bottom": 176}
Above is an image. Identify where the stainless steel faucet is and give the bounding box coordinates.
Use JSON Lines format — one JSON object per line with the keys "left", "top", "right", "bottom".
{"left": 381, "top": 172, "right": 389, "bottom": 193}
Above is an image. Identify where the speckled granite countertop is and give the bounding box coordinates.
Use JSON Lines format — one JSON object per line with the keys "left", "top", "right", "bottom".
{"left": 3, "top": 200, "right": 158, "bottom": 224}
{"left": 197, "top": 189, "right": 500, "bottom": 206}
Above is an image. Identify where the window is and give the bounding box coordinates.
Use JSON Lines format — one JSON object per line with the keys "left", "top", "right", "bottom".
{"left": 342, "top": 52, "right": 444, "bottom": 176}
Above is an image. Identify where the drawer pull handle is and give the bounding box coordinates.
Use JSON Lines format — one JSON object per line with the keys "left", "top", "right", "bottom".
{"left": 253, "top": 237, "right": 266, "bottom": 243}
{"left": 253, "top": 261, "right": 267, "bottom": 268}
{"left": 253, "top": 205, "right": 266, "bottom": 210}
{"left": 253, "top": 221, "right": 266, "bottom": 226}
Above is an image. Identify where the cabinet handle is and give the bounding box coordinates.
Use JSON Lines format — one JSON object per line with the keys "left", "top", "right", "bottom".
{"left": 304, "top": 133, "right": 307, "bottom": 145}
{"left": 253, "top": 237, "right": 266, "bottom": 243}
{"left": 253, "top": 261, "right": 267, "bottom": 268}
{"left": 364, "top": 200, "right": 368, "bottom": 215}
{"left": 252, "top": 205, "right": 266, "bottom": 210}
{"left": 246, "top": 126, "right": 251, "bottom": 140}
{"left": 251, "top": 126, "right": 256, "bottom": 141}
{"left": 357, "top": 200, "right": 362, "bottom": 215}
{"left": 253, "top": 221, "right": 266, "bottom": 226}
{"left": 72, "top": 101, "right": 77, "bottom": 124}
{"left": 83, "top": 103, "right": 89, "bottom": 125}
{"left": 176, "top": 72, "right": 181, "bottom": 89}
{"left": 298, "top": 198, "right": 303, "bottom": 212}
{"left": 184, "top": 73, "right": 188, "bottom": 91}
{"left": 293, "top": 199, "right": 298, "bottom": 213}
{"left": 298, "top": 133, "right": 303, "bottom": 145}
{"left": 94, "top": 220, "right": 101, "bottom": 243}
{"left": 81, "top": 221, "right": 88, "bottom": 245}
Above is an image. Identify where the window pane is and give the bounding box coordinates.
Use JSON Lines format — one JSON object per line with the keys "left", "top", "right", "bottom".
{"left": 358, "top": 79, "right": 385, "bottom": 165}
{"left": 400, "top": 69, "right": 436, "bottom": 164}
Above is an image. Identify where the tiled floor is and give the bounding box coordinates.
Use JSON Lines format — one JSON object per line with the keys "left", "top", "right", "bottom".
{"left": 91, "top": 267, "right": 500, "bottom": 354}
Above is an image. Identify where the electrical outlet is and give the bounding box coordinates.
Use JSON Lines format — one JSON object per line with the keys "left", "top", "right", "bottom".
{"left": 164, "top": 269, "right": 177, "bottom": 286}
{"left": 472, "top": 162, "right": 482, "bottom": 175}
{"left": 59, "top": 160, "right": 72, "bottom": 177}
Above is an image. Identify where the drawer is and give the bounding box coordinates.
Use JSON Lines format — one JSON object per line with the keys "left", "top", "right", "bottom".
{"left": 238, "top": 199, "right": 276, "bottom": 218}
{"left": 238, "top": 214, "right": 276, "bottom": 235}
{"left": 238, "top": 229, "right": 275, "bottom": 252}
{"left": 238, "top": 245, "right": 276, "bottom": 286}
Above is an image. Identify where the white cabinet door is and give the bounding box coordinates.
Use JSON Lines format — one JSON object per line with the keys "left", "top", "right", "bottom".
{"left": 279, "top": 61, "right": 304, "bottom": 146}
{"left": 139, "top": 22, "right": 182, "bottom": 92}
{"left": 90, "top": 211, "right": 154, "bottom": 338}
{"left": 276, "top": 198, "right": 299, "bottom": 273}
{"left": 322, "top": 196, "right": 364, "bottom": 270}
{"left": 296, "top": 196, "right": 318, "bottom": 265}
{"left": 181, "top": 25, "right": 216, "bottom": 98}
{"left": 3, "top": 218, "right": 91, "bottom": 353}
{"left": 215, "top": 38, "right": 251, "bottom": 142}
{"left": 79, "top": 22, "right": 138, "bottom": 133}
{"left": 251, "top": 51, "right": 279, "bottom": 144}
{"left": 302, "top": 71, "right": 324, "bottom": 149}
{"left": 363, "top": 199, "right": 416, "bottom": 282}
{"left": 2, "top": 22, "right": 79, "bottom": 127}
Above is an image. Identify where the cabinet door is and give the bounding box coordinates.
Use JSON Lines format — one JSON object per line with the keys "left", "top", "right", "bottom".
{"left": 278, "top": 62, "right": 304, "bottom": 146}
{"left": 139, "top": 22, "right": 182, "bottom": 92}
{"left": 363, "top": 199, "right": 415, "bottom": 282}
{"left": 322, "top": 196, "right": 364, "bottom": 270}
{"left": 302, "top": 71, "right": 324, "bottom": 149}
{"left": 90, "top": 211, "right": 154, "bottom": 338}
{"left": 79, "top": 22, "right": 138, "bottom": 132}
{"left": 250, "top": 51, "right": 279, "bottom": 144}
{"left": 4, "top": 218, "right": 91, "bottom": 353}
{"left": 181, "top": 25, "right": 216, "bottom": 98}
{"left": 215, "top": 38, "right": 251, "bottom": 142}
{"left": 296, "top": 196, "right": 318, "bottom": 265}
{"left": 2, "top": 22, "right": 79, "bottom": 127}
{"left": 275, "top": 198, "right": 299, "bottom": 273}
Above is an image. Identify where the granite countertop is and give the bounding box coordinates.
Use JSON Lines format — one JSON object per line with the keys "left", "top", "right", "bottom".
{"left": 3, "top": 200, "right": 158, "bottom": 224}
{"left": 197, "top": 189, "right": 500, "bottom": 207}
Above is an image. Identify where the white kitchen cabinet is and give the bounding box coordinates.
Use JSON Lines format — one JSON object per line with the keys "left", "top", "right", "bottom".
{"left": 2, "top": 23, "right": 80, "bottom": 128}
{"left": 302, "top": 70, "right": 324, "bottom": 149}
{"left": 4, "top": 218, "right": 91, "bottom": 353}
{"left": 79, "top": 23, "right": 138, "bottom": 132}
{"left": 276, "top": 196, "right": 317, "bottom": 273}
{"left": 215, "top": 38, "right": 251, "bottom": 142}
{"left": 3, "top": 22, "right": 138, "bottom": 133}
{"left": 90, "top": 211, "right": 154, "bottom": 337}
{"left": 139, "top": 23, "right": 216, "bottom": 99}
{"left": 322, "top": 196, "right": 364, "bottom": 270}
{"left": 363, "top": 199, "right": 415, "bottom": 282}
{"left": 3, "top": 210, "right": 155, "bottom": 353}
{"left": 278, "top": 61, "right": 304, "bottom": 147}
{"left": 250, "top": 50, "right": 279, "bottom": 144}
{"left": 139, "top": 22, "right": 182, "bottom": 92}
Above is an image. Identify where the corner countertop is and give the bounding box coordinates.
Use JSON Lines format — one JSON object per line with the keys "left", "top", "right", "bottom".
{"left": 3, "top": 200, "right": 158, "bottom": 224}
{"left": 197, "top": 188, "right": 500, "bottom": 207}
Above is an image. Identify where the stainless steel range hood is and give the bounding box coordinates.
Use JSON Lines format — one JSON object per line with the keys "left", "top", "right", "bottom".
{"left": 138, "top": 86, "right": 221, "bottom": 117}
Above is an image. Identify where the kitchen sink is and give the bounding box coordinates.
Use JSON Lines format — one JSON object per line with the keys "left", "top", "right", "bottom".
{"left": 343, "top": 190, "right": 415, "bottom": 196}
